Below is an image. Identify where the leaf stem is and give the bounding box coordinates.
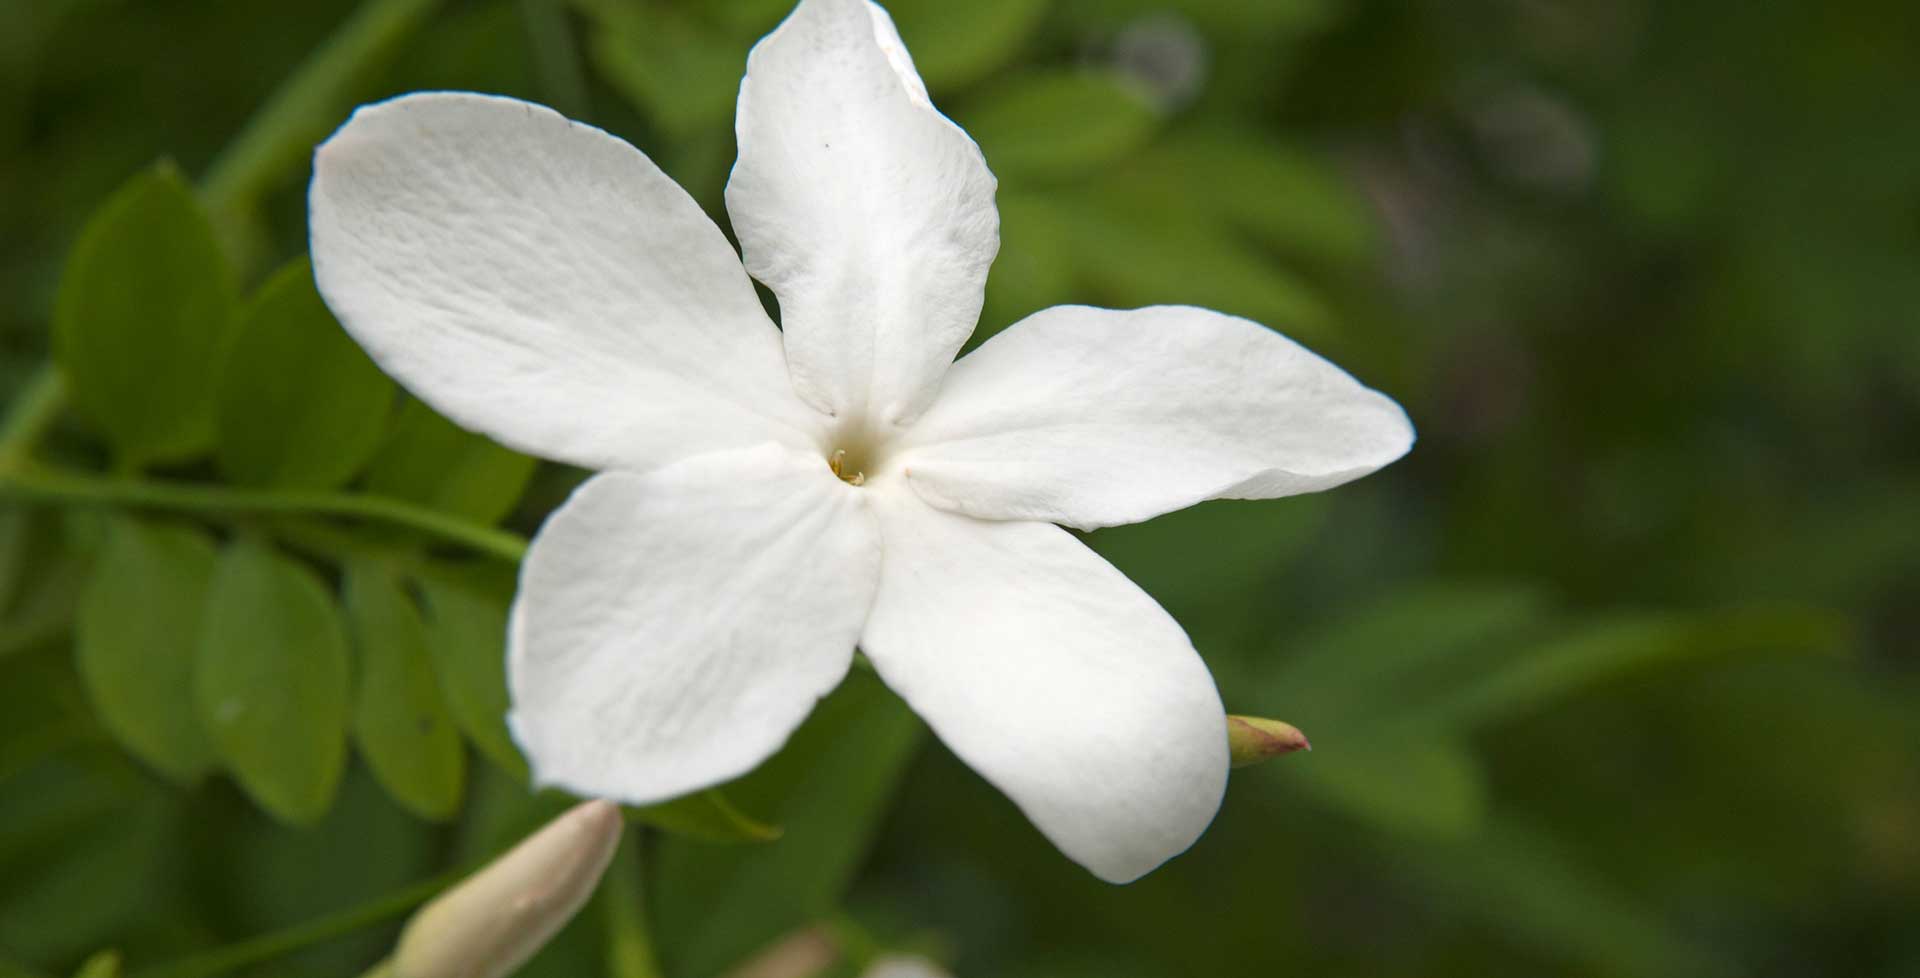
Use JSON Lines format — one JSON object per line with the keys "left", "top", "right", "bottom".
{"left": 126, "top": 872, "right": 457, "bottom": 978}
{"left": 199, "top": 0, "right": 445, "bottom": 219}
{"left": 0, "top": 462, "right": 528, "bottom": 563}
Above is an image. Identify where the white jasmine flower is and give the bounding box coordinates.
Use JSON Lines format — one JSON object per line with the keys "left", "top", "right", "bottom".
{"left": 309, "top": 0, "right": 1411, "bottom": 883}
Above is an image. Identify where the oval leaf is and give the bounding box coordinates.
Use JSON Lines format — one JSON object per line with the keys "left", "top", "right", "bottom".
{"left": 344, "top": 562, "right": 466, "bottom": 820}
{"left": 53, "top": 161, "right": 237, "bottom": 467}
{"left": 958, "top": 71, "right": 1162, "bottom": 182}
{"left": 74, "top": 516, "right": 221, "bottom": 783}
{"left": 195, "top": 538, "right": 352, "bottom": 824}
{"left": 365, "top": 399, "right": 536, "bottom": 526}
{"left": 414, "top": 573, "right": 527, "bottom": 781}
{"left": 215, "top": 258, "right": 394, "bottom": 488}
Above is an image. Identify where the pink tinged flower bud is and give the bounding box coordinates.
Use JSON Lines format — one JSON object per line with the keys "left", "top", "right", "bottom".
{"left": 393, "top": 798, "right": 622, "bottom": 978}
{"left": 1227, "top": 716, "right": 1311, "bottom": 768}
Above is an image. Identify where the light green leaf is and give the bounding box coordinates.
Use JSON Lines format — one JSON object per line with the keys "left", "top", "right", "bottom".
{"left": 415, "top": 572, "right": 527, "bottom": 781}
{"left": 365, "top": 398, "right": 536, "bottom": 526}
{"left": 345, "top": 562, "right": 465, "bottom": 821}
{"left": 629, "top": 789, "right": 781, "bottom": 844}
{"left": 194, "top": 538, "right": 352, "bottom": 824}
{"left": 959, "top": 71, "right": 1162, "bottom": 182}
{"left": 656, "top": 670, "right": 922, "bottom": 978}
{"left": 214, "top": 258, "right": 394, "bottom": 488}
{"left": 73, "top": 516, "right": 220, "bottom": 783}
{"left": 70, "top": 950, "right": 120, "bottom": 978}
{"left": 885, "top": 0, "right": 1050, "bottom": 92}
{"left": 52, "top": 161, "right": 237, "bottom": 467}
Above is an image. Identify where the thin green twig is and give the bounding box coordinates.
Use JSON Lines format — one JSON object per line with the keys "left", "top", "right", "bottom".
{"left": 0, "top": 462, "right": 528, "bottom": 563}
{"left": 126, "top": 871, "right": 457, "bottom": 978}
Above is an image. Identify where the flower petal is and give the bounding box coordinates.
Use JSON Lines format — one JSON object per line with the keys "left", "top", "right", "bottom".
{"left": 508, "top": 444, "right": 878, "bottom": 804}
{"left": 311, "top": 92, "right": 822, "bottom": 471}
{"left": 859, "top": 490, "right": 1228, "bottom": 883}
{"left": 727, "top": 0, "right": 999, "bottom": 430}
{"left": 896, "top": 304, "right": 1414, "bottom": 529}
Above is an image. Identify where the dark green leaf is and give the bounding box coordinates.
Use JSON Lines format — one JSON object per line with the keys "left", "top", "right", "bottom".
{"left": 344, "top": 561, "right": 465, "bottom": 820}
{"left": 365, "top": 398, "right": 536, "bottom": 525}
{"left": 1286, "top": 738, "right": 1487, "bottom": 838}
{"left": 0, "top": 506, "right": 28, "bottom": 614}
{"left": 415, "top": 571, "right": 527, "bottom": 781}
{"left": 586, "top": 2, "right": 742, "bottom": 138}
{"left": 73, "top": 516, "right": 220, "bottom": 783}
{"left": 214, "top": 258, "right": 394, "bottom": 488}
{"left": 1406, "top": 817, "right": 1737, "bottom": 978}
{"left": 1051, "top": 195, "right": 1333, "bottom": 343}
{"left": 52, "top": 162, "right": 237, "bottom": 467}
{"left": 655, "top": 670, "right": 922, "bottom": 978}
{"left": 1416, "top": 607, "right": 1848, "bottom": 731}
{"left": 959, "top": 71, "right": 1162, "bottom": 182}
{"left": 1116, "top": 131, "right": 1376, "bottom": 265}
{"left": 194, "top": 538, "right": 352, "bottom": 823}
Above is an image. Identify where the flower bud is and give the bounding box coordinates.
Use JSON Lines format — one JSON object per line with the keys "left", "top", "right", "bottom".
{"left": 394, "top": 798, "right": 623, "bottom": 978}
{"left": 1227, "top": 715, "right": 1311, "bottom": 768}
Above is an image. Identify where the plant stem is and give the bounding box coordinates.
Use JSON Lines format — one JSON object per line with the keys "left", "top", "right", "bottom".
{"left": 0, "top": 365, "right": 66, "bottom": 468}
{"left": 601, "top": 829, "right": 664, "bottom": 978}
{"left": 200, "top": 0, "right": 444, "bottom": 219}
{"left": 0, "top": 462, "right": 528, "bottom": 563}
{"left": 127, "top": 872, "right": 457, "bottom": 978}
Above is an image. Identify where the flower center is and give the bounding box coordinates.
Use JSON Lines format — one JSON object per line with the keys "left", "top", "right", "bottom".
{"left": 823, "top": 423, "right": 886, "bottom": 487}
{"left": 826, "top": 448, "right": 867, "bottom": 486}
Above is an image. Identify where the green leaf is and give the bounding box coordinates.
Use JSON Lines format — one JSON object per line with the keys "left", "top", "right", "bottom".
{"left": 73, "top": 516, "right": 221, "bottom": 783}
{"left": 885, "top": 0, "right": 1050, "bottom": 92}
{"left": 629, "top": 789, "right": 781, "bottom": 844}
{"left": 52, "top": 161, "right": 237, "bottom": 467}
{"left": 414, "top": 571, "right": 527, "bottom": 781}
{"left": 344, "top": 562, "right": 465, "bottom": 820}
{"left": 1406, "top": 817, "right": 1737, "bottom": 978}
{"left": 70, "top": 950, "right": 120, "bottom": 978}
{"left": 365, "top": 398, "right": 536, "bottom": 525}
{"left": 194, "top": 538, "right": 352, "bottom": 823}
{"left": 1120, "top": 131, "right": 1376, "bottom": 265}
{"left": 655, "top": 670, "right": 922, "bottom": 978}
{"left": 585, "top": 2, "right": 742, "bottom": 138}
{"left": 214, "top": 258, "right": 394, "bottom": 488}
{"left": 958, "top": 71, "right": 1163, "bottom": 182}
{"left": 976, "top": 193, "right": 1078, "bottom": 341}
{"left": 1266, "top": 583, "right": 1553, "bottom": 730}
{"left": 1049, "top": 194, "right": 1334, "bottom": 343}
{"left": 0, "top": 506, "right": 29, "bottom": 614}
{"left": 1286, "top": 739, "right": 1487, "bottom": 838}
{"left": 1416, "top": 607, "right": 1848, "bottom": 731}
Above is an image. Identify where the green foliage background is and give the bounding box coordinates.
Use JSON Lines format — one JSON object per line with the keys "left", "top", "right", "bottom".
{"left": 2, "top": 0, "right": 1916, "bottom": 976}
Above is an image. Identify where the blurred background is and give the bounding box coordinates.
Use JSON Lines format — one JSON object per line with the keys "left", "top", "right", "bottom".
{"left": 3, "top": 0, "right": 1917, "bottom": 976}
